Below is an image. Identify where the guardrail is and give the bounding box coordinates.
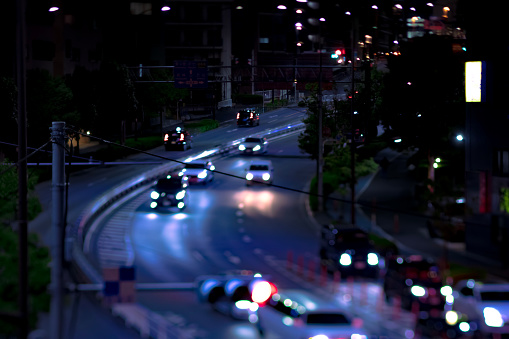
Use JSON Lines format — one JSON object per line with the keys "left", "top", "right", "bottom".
{"left": 67, "top": 120, "right": 306, "bottom": 337}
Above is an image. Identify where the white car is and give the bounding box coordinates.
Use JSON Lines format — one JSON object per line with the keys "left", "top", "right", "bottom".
{"left": 253, "top": 289, "right": 369, "bottom": 339}
{"left": 452, "top": 279, "right": 509, "bottom": 336}
{"left": 182, "top": 159, "right": 215, "bottom": 185}
{"left": 238, "top": 137, "right": 268, "bottom": 154}
{"left": 245, "top": 160, "right": 274, "bottom": 186}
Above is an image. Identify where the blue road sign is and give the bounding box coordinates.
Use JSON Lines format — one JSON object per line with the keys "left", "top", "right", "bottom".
{"left": 174, "top": 60, "right": 208, "bottom": 88}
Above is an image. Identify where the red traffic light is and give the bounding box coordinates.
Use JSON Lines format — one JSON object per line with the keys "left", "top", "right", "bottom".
{"left": 335, "top": 49, "right": 342, "bottom": 55}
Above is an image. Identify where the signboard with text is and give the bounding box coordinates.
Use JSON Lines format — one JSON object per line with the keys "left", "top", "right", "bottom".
{"left": 174, "top": 60, "right": 208, "bottom": 89}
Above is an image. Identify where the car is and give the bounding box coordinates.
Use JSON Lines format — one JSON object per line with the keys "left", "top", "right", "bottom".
{"left": 163, "top": 126, "right": 193, "bottom": 151}
{"left": 253, "top": 289, "right": 369, "bottom": 339}
{"left": 149, "top": 173, "right": 189, "bottom": 211}
{"left": 245, "top": 160, "right": 274, "bottom": 186}
{"left": 238, "top": 137, "right": 268, "bottom": 154}
{"left": 383, "top": 255, "right": 456, "bottom": 333}
{"left": 236, "top": 108, "right": 260, "bottom": 127}
{"left": 319, "top": 225, "right": 381, "bottom": 279}
{"left": 451, "top": 279, "right": 509, "bottom": 337}
{"left": 182, "top": 159, "right": 215, "bottom": 185}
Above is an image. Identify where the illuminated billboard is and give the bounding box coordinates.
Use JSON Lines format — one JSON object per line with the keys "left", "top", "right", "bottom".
{"left": 465, "top": 61, "right": 486, "bottom": 103}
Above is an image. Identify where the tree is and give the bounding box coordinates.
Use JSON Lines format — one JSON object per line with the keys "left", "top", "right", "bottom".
{"left": 0, "top": 225, "right": 50, "bottom": 336}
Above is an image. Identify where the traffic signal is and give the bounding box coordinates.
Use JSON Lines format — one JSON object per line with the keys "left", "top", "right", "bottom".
{"left": 196, "top": 271, "right": 277, "bottom": 320}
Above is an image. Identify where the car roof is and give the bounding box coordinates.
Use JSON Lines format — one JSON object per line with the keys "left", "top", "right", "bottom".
{"left": 186, "top": 159, "right": 208, "bottom": 164}
{"left": 249, "top": 160, "right": 272, "bottom": 166}
{"left": 275, "top": 289, "right": 350, "bottom": 314}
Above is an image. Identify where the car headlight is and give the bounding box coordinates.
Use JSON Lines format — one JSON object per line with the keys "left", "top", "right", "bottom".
{"left": 150, "top": 201, "right": 158, "bottom": 209}
{"left": 239, "top": 144, "right": 246, "bottom": 151}
{"left": 262, "top": 173, "right": 271, "bottom": 181}
{"left": 253, "top": 145, "right": 261, "bottom": 151}
{"left": 246, "top": 173, "right": 254, "bottom": 180}
{"left": 150, "top": 191, "right": 160, "bottom": 200}
{"left": 175, "top": 190, "right": 186, "bottom": 200}
{"left": 339, "top": 253, "right": 352, "bottom": 266}
{"left": 210, "top": 165, "right": 215, "bottom": 171}
{"left": 440, "top": 285, "right": 453, "bottom": 296}
{"left": 177, "top": 201, "right": 185, "bottom": 209}
{"left": 197, "top": 170, "right": 208, "bottom": 179}
{"left": 483, "top": 307, "right": 504, "bottom": 327}
{"left": 410, "top": 285, "right": 427, "bottom": 297}
{"left": 367, "top": 252, "right": 378, "bottom": 266}
{"left": 309, "top": 335, "right": 328, "bottom": 339}
{"left": 445, "top": 310, "right": 459, "bottom": 326}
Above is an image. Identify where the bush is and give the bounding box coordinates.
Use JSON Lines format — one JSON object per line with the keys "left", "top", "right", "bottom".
{"left": 185, "top": 119, "right": 219, "bottom": 133}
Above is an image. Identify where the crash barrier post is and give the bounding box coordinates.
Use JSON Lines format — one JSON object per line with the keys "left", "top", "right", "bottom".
{"left": 392, "top": 295, "right": 401, "bottom": 321}
{"left": 287, "top": 250, "right": 293, "bottom": 271}
{"left": 332, "top": 270, "right": 341, "bottom": 293}
{"left": 308, "top": 259, "right": 315, "bottom": 282}
{"left": 320, "top": 264, "right": 327, "bottom": 286}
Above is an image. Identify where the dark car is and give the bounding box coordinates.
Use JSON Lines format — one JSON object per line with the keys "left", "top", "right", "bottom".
{"left": 383, "top": 255, "right": 458, "bottom": 337}
{"left": 149, "top": 173, "right": 189, "bottom": 211}
{"left": 236, "top": 109, "right": 260, "bottom": 127}
{"left": 163, "top": 127, "right": 193, "bottom": 151}
{"left": 319, "top": 225, "right": 381, "bottom": 279}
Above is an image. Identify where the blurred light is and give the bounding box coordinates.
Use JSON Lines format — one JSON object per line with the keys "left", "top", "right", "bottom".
{"left": 319, "top": 17, "right": 325, "bottom": 22}
{"left": 433, "top": 163, "right": 438, "bottom": 169}
{"left": 445, "top": 311, "right": 459, "bottom": 325}
{"left": 435, "top": 158, "right": 441, "bottom": 163}
{"left": 456, "top": 134, "right": 464, "bottom": 141}
{"left": 395, "top": 4, "right": 403, "bottom": 9}
{"left": 467, "top": 279, "right": 475, "bottom": 288}
{"left": 86, "top": 130, "right": 91, "bottom": 135}
{"left": 417, "top": 113, "right": 421, "bottom": 117}
{"left": 459, "top": 322, "right": 470, "bottom": 332}
{"left": 236, "top": 5, "right": 244, "bottom": 9}
{"left": 404, "top": 329, "right": 415, "bottom": 339}
{"left": 394, "top": 138, "right": 402, "bottom": 143}
{"left": 296, "top": 9, "right": 303, "bottom": 13}
{"left": 372, "top": 5, "right": 378, "bottom": 9}
{"left": 456, "top": 197, "right": 465, "bottom": 204}
{"left": 161, "top": 6, "right": 170, "bottom": 11}
{"left": 410, "top": 7, "right": 416, "bottom": 11}
{"left": 150, "top": 191, "right": 160, "bottom": 200}
{"left": 407, "top": 82, "right": 412, "bottom": 85}
{"left": 277, "top": 5, "right": 287, "bottom": 9}
{"left": 296, "top": 0, "right": 308, "bottom": 2}
{"left": 345, "top": 11, "right": 351, "bottom": 15}
{"left": 367, "top": 253, "right": 379, "bottom": 266}
{"left": 297, "top": 42, "right": 303, "bottom": 46}
{"left": 150, "top": 201, "right": 157, "bottom": 209}
{"left": 246, "top": 173, "right": 254, "bottom": 180}
{"left": 282, "top": 316, "right": 294, "bottom": 326}
{"left": 446, "top": 294, "right": 454, "bottom": 304}
{"left": 177, "top": 202, "right": 185, "bottom": 209}
{"left": 394, "top": 40, "right": 399, "bottom": 44}
{"left": 354, "top": 111, "right": 359, "bottom": 114}
{"left": 235, "top": 300, "right": 252, "bottom": 310}
{"left": 248, "top": 314, "right": 258, "bottom": 323}
{"left": 427, "top": 3, "right": 434, "bottom": 7}
{"left": 251, "top": 281, "right": 276, "bottom": 303}
{"left": 340, "top": 253, "right": 352, "bottom": 266}
{"left": 310, "top": 335, "right": 328, "bottom": 339}
{"left": 262, "top": 173, "right": 271, "bottom": 181}
{"left": 410, "top": 285, "right": 426, "bottom": 297}
{"left": 483, "top": 307, "right": 504, "bottom": 327}
{"left": 49, "top": 6, "right": 59, "bottom": 12}
{"left": 441, "top": 285, "right": 453, "bottom": 296}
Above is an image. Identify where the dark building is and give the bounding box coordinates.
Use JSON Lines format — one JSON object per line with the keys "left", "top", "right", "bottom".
{"left": 462, "top": 0, "right": 509, "bottom": 267}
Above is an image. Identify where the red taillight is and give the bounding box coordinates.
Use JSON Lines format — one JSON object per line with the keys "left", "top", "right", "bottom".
{"left": 180, "top": 133, "right": 185, "bottom": 141}
{"left": 250, "top": 113, "right": 253, "bottom": 118}
{"left": 164, "top": 134, "right": 169, "bottom": 141}
{"left": 237, "top": 113, "right": 240, "bottom": 119}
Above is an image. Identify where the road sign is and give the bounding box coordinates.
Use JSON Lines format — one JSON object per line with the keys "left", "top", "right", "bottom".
{"left": 174, "top": 60, "right": 208, "bottom": 88}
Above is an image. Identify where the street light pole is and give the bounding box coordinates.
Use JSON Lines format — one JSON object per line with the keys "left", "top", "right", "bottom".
{"left": 16, "top": 0, "right": 29, "bottom": 337}
{"left": 317, "top": 22, "right": 324, "bottom": 212}
{"left": 350, "top": 16, "right": 356, "bottom": 226}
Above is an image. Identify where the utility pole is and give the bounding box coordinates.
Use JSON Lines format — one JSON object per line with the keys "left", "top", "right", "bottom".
{"left": 317, "top": 28, "right": 324, "bottom": 212}
{"left": 16, "top": 0, "right": 28, "bottom": 337}
{"left": 350, "top": 17, "right": 357, "bottom": 226}
{"left": 50, "top": 121, "right": 66, "bottom": 339}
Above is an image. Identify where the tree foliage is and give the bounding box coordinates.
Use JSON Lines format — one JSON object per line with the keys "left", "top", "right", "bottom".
{"left": 0, "top": 225, "right": 50, "bottom": 336}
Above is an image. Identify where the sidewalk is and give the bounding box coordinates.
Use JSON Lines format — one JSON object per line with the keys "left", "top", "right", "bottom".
{"left": 310, "top": 147, "right": 509, "bottom": 283}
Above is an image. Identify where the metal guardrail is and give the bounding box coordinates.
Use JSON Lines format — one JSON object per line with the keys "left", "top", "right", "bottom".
{"left": 67, "top": 120, "right": 306, "bottom": 338}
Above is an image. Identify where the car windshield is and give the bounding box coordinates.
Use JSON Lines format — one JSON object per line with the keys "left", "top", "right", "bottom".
{"left": 186, "top": 163, "right": 206, "bottom": 169}
{"left": 480, "top": 291, "right": 509, "bottom": 301}
{"left": 245, "top": 138, "right": 262, "bottom": 143}
{"left": 335, "top": 231, "right": 372, "bottom": 247}
{"left": 156, "top": 178, "right": 183, "bottom": 190}
{"left": 306, "top": 313, "right": 351, "bottom": 325}
{"left": 250, "top": 165, "right": 269, "bottom": 171}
